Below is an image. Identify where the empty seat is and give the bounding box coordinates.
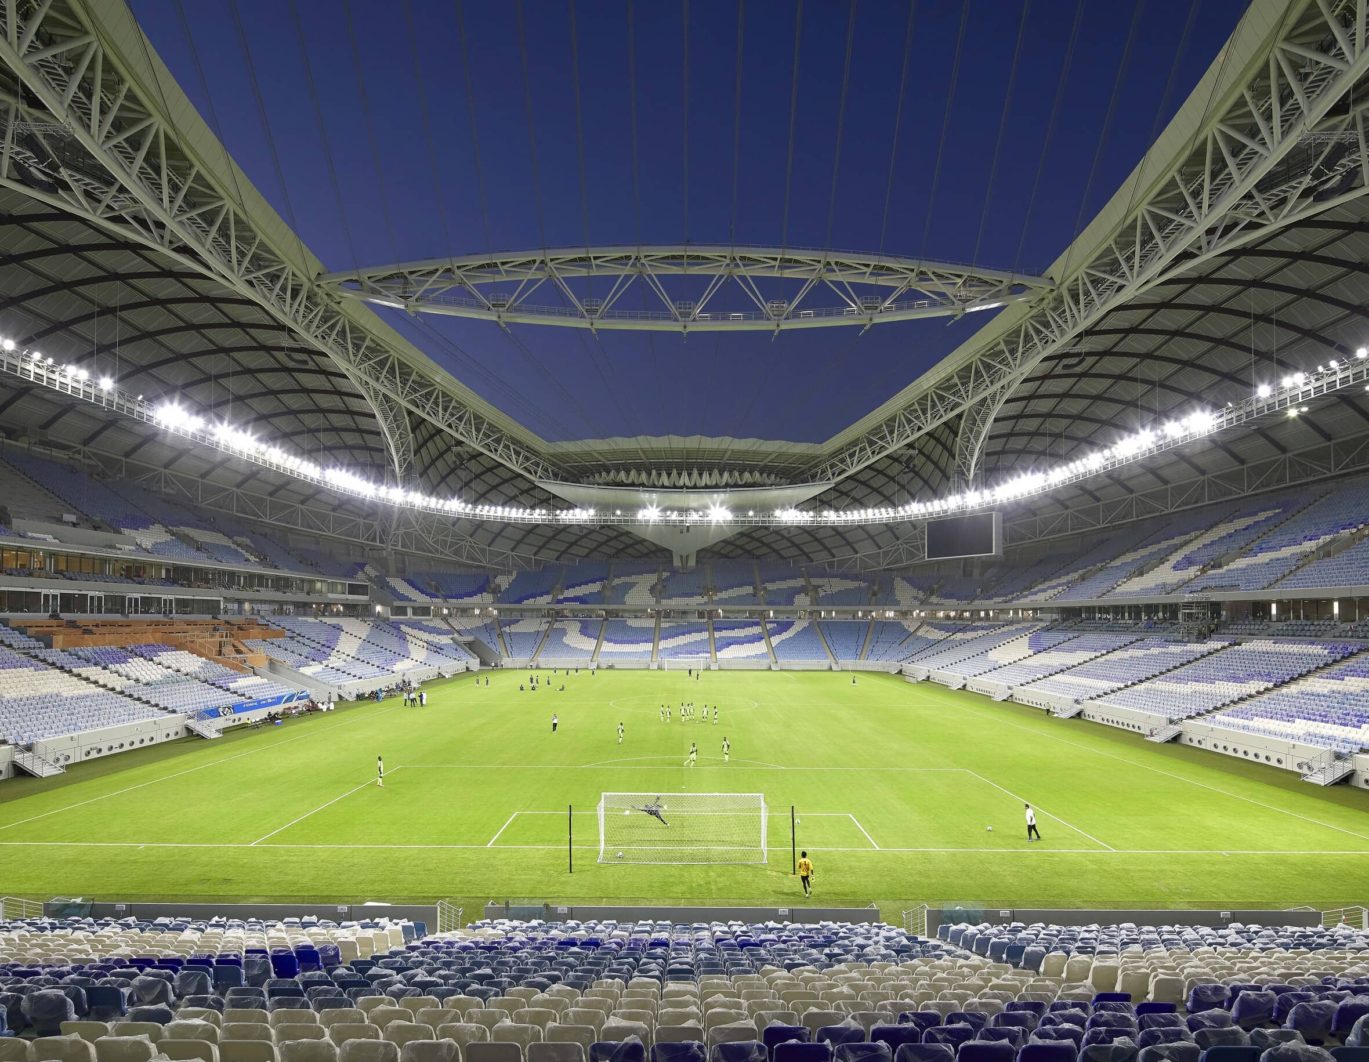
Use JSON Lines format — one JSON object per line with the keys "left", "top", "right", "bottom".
{"left": 338, "top": 1044, "right": 400, "bottom": 1062}
{"left": 527, "top": 1047, "right": 587, "bottom": 1062}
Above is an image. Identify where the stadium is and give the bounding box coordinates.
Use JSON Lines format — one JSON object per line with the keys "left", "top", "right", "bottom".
{"left": 3, "top": 0, "right": 1369, "bottom": 1058}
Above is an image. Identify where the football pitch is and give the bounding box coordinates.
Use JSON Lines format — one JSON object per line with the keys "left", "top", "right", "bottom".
{"left": 1, "top": 669, "right": 1367, "bottom": 915}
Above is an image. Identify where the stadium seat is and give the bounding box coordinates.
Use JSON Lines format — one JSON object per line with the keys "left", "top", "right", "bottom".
{"left": 1197, "top": 1049, "right": 1259, "bottom": 1062}
{"left": 59, "top": 1021, "right": 110, "bottom": 1044}
{"left": 651, "top": 1044, "right": 705, "bottom": 1062}
{"left": 832, "top": 1045, "right": 891, "bottom": 1062}
{"left": 31, "top": 1037, "right": 98, "bottom": 1062}
{"left": 1019, "top": 1043, "right": 1081, "bottom": 1062}
{"left": 160, "top": 1042, "right": 221, "bottom": 1062}
{"left": 94, "top": 1038, "right": 160, "bottom": 1062}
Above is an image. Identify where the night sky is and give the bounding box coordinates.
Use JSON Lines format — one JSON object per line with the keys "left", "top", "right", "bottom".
{"left": 130, "top": 0, "right": 1247, "bottom": 445}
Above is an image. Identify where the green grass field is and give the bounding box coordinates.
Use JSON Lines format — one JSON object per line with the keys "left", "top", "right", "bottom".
{"left": 2, "top": 669, "right": 1367, "bottom": 915}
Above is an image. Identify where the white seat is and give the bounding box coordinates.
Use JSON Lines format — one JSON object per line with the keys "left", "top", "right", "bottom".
{"left": 398, "top": 1045, "right": 459, "bottom": 1062}
{"left": 220, "top": 1044, "right": 281, "bottom": 1062}
{"left": 157, "top": 1043, "right": 220, "bottom": 1062}
{"left": 327, "top": 1027, "right": 381, "bottom": 1048}
{"left": 93, "top": 1039, "right": 158, "bottom": 1062}
{"left": 526, "top": 1046, "right": 585, "bottom": 1062}
{"left": 464, "top": 1045, "right": 523, "bottom": 1062}
{"left": 31, "top": 1039, "right": 98, "bottom": 1062}
{"left": 337, "top": 1043, "right": 399, "bottom": 1062}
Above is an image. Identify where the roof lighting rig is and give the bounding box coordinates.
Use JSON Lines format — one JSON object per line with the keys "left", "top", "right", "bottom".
{"left": 1, "top": 332, "right": 1366, "bottom": 529}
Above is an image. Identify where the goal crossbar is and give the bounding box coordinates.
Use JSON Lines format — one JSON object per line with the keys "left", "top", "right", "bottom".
{"left": 597, "top": 791, "right": 767, "bottom": 865}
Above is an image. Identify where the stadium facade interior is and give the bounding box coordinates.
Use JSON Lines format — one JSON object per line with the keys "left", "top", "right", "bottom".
{"left": 3, "top": 3, "right": 1369, "bottom": 1051}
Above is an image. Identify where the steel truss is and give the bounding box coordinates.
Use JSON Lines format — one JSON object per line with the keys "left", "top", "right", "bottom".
{"left": 321, "top": 247, "right": 1049, "bottom": 332}
{"left": 0, "top": 0, "right": 553, "bottom": 485}
{"left": 812, "top": 0, "right": 1369, "bottom": 487}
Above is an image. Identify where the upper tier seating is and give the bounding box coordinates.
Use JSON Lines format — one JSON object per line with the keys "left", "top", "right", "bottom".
{"left": 608, "top": 565, "right": 660, "bottom": 606}
{"left": 865, "top": 621, "right": 941, "bottom": 663}
{"left": 711, "top": 561, "right": 761, "bottom": 605}
{"left": 659, "top": 570, "right": 710, "bottom": 607}
{"left": 1093, "top": 639, "right": 1361, "bottom": 720}
{"left": 966, "top": 632, "right": 1144, "bottom": 688}
{"left": 401, "top": 573, "right": 493, "bottom": 604}
{"left": 558, "top": 563, "right": 610, "bottom": 605}
{"left": 500, "top": 569, "right": 561, "bottom": 605}
{"left": 761, "top": 567, "right": 812, "bottom": 607}
{"left": 907, "top": 624, "right": 1041, "bottom": 672}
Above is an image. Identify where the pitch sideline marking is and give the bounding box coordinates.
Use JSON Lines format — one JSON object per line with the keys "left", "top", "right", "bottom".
{"left": 251, "top": 768, "right": 401, "bottom": 846}
{"left": 952, "top": 699, "right": 1369, "bottom": 846}
{"left": 964, "top": 769, "right": 1116, "bottom": 852}
{"left": 0, "top": 705, "right": 404, "bottom": 836}
{"left": 0, "top": 839, "right": 1365, "bottom": 855}
{"left": 847, "top": 813, "right": 880, "bottom": 850}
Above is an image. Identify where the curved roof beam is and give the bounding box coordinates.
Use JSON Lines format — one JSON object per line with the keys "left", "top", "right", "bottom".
{"left": 321, "top": 247, "right": 1050, "bottom": 333}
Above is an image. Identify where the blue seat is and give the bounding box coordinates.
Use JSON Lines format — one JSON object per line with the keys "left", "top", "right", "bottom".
{"left": 1230, "top": 993, "right": 1276, "bottom": 1031}
{"left": 1331, "top": 1050, "right": 1369, "bottom": 1062}
{"left": 1008, "top": 1006, "right": 1049, "bottom": 1020}
{"left": 1018, "top": 1042, "right": 1079, "bottom": 1062}
{"left": 1078, "top": 1047, "right": 1138, "bottom": 1062}
{"left": 1136, "top": 1031, "right": 1190, "bottom": 1050}
{"left": 819, "top": 1026, "right": 866, "bottom": 1047}
{"left": 1187, "top": 988, "right": 1228, "bottom": 1015}
{"left": 958, "top": 1042, "right": 1016, "bottom": 1062}
{"left": 710, "top": 1044, "right": 767, "bottom": 1062}
{"left": 127, "top": 1004, "right": 175, "bottom": 1026}
{"left": 765, "top": 1027, "right": 811, "bottom": 1052}
{"left": 1197, "top": 1049, "right": 1259, "bottom": 1062}
{"left": 871, "top": 1028, "right": 921, "bottom": 1053}
{"left": 1136, "top": 1046, "right": 1198, "bottom": 1062}
{"left": 20, "top": 990, "right": 73, "bottom": 1037}
{"left": 1334, "top": 1004, "right": 1369, "bottom": 1042}
{"left": 1285, "top": 1001, "right": 1336, "bottom": 1045}
{"left": 949, "top": 1016, "right": 990, "bottom": 1034}
{"left": 924, "top": 1027, "right": 974, "bottom": 1050}
{"left": 832, "top": 1046, "right": 891, "bottom": 1062}
{"left": 900, "top": 1016, "right": 943, "bottom": 1034}
{"left": 1042, "top": 1015, "right": 1089, "bottom": 1032}
{"left": 976, "top": 1031, "right": 1025, "bottom": 1050}
{"left": 85, "top": 986, "right": 126, "bottom": 1021}
{"left": 1192, "top": 1030, "right": 1246, "bottom": 1051}
{"left": 1348, "top": 1015, "right": 1369, "bottom": 1048}
{"left": 1136, "top": 1008, "right": 1177, "bottom": 1019}
{"left": 995, "top": 1015, "right": 1038, "bottom": 1033}
{"left": 1187, "top": 1016, "right": 1233, "bottom": 1036}
{"left": 894, "top": 1046, "right": 953, "bottom": 1062}
{"left": 1139, "top": 1019, "right": 1184, "bottom": 1033}
{"left": 774, "top": 1045, "right": 833, "bottom": 1062}
{"left": 652, "top": 1045, "right": 706, "bottom": 1062}
{"left": 1094, "top": 998, "right": 1132, "bottom": 1008}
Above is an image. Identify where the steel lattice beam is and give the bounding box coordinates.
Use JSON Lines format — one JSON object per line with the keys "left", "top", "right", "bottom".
{"left": 321, "top": 247, "right": 1050, "bottom": 332}
{"left": 0, "top": 0, "right": 554, "bottom": 487}
{"left": 813, "top": 0, "right": 1369, "bottom": 487}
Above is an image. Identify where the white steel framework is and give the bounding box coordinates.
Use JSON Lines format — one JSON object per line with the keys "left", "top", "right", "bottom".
{"left": 321, "top": 247, "right": 1050, "bottom": 332}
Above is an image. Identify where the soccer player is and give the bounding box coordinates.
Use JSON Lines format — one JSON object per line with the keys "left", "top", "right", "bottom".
{"left": 722, "top": 736, "right": 730, "bottom": 764}
{"left": 797, "top": 851, "right": 814, "bottom": 895}
{"left": 659, "top": 706, "right": 665, "bottom": 722}
{"left": 1025, "top": 803, "right": 1041, "bottom": 842}
{"left": 376, "top": 755, "right": 384, "bottom": 788}
{"left": 551, "top": 713, "right": 559, "bottom": 734}
{"left": 687, "top": 741, "right": 697, "bottom": 767}
{"left": 713, "top": 706, "right": 718, "bottom": 724}
{"left": 617, "top": 721, "right": 625, "bottom": 744}
{"left": 635, "top": 797, "right": 669, "bottom": 826}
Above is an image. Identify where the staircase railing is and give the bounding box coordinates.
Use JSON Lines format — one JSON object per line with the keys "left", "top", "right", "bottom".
{"left": 1321, "top": 905, "right": 1368, "bottom": 929}
{"left": 902, "top": 904, "right": 929, "bottom": 937}
{"left": 0, "top": 896, "right": 43, "bottom": 919}
{"left": 436, "top": 899, "right": 464, "bottom": 934}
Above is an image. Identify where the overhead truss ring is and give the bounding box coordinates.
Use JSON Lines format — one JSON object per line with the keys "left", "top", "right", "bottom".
{"left": 319, "top": 246, "right": 1052, "bottom": 332}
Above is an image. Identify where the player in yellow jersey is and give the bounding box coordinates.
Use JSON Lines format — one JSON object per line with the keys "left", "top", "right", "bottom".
{"left": 797, "top": 851, "right": 814, "bottom": 895}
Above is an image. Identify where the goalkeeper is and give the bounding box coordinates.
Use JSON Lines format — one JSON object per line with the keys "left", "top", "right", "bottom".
{"left": 633, "top": 797, "right": 670, "bottom": 826}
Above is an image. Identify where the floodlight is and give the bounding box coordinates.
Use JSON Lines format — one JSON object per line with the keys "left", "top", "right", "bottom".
{"left": 99, "top": 377, "right": 112, "bottom": 391}
{"left": 1256, "top": 384, "right": 1271, "bottom": 398}
{"left": 0, "top": 338, "right": 13, "bottom": 352}
{"left": 1358, "top": 347, "right": 1368, "bottom": 360}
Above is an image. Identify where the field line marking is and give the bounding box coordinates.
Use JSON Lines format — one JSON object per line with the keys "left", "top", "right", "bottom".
{"left": 487, "top": 812, "right": 519, "bottom": 847}
{"left": 954, "top": 699, "right": 1369, "bottom": 845}
{"left": 847, "top": 813, "right": 880, "bottom": 850}
{"left": 0, "top": 705, "right": 403, "bottom": 835}
{"left": 965, "top": 769, "right": 1116, "bottom": 852}
{"left": 252, "top": 768, "right": 401, "bottom": 846}
{"left": 0, "top": 840, "right": 1364, "bottom": 855}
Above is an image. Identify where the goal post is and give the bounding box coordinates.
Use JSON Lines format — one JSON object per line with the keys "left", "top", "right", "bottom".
{"left": 597, "top": 792, "right": 768, "bottom": 865}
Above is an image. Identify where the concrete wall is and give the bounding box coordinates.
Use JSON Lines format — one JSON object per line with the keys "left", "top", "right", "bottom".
{"left": 927, "top": 907, "right": 1322, "bottom": 934}
{"left": 486, "top": 902, "right": 882, "bottom": 924}
{"left": 31, "top": 715, "right": 190, "bottom": 769}
{"left": 0, "top": 745, "right": 13, "bottom": 780}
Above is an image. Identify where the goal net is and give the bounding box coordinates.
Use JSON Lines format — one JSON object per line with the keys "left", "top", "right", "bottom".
{"left": 597, "top": 792, "right": 768, "bottom": 865}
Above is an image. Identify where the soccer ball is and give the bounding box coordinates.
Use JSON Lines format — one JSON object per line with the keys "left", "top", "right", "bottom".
{"left": 616, "top": 851, "right": 624, "bottom": 859}
{"left": 623, "top": 809, "right": 631, "bottom": 816}
{"left": 986, "top": 826, "right": 993, "bottom": 832}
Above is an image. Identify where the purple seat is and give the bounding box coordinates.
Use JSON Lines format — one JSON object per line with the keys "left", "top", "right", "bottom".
{"left": 1193, "top": 1030, "right": 1248, "bottom": 1051}
{"left": 832, "top": 1045, "right": 892, "bottom": 1062}
{"left": 775, "top": 1045, "right": 834, "bottom": 1062}
{"left": 1285, "top": 1002, "right": 1336, "bottom": 1045}
{"left": 1034, "top": 1030, "right": 1083, "bottom": 1049}
{"left": 978, "top": 1031, "right": 1027, "bottom": 1050}
{"left": 1275, "top": 996, "right": 1318, "bottom": 1025}
{"left": 871, "top": 1028, "right": 922, "bottom": 1052}
{"left": 958, "top": 1042, "right": 1016, "bottom": 1062}
{"left": 1333, "top": 1003, "right": 1369, "bottom": 1042}
{"left": 997, "top": 1016, "right": 1039, "bottom": 1033}
{"left": 1195, "top": 1049, "right": 1258, "bottom": 1062}
{"left": 1231, "top": 994, "right": 1278, "bottom": 1031}
{"left": 1140, "top": 1019, "right": 1185, "bottom": 1034}
{"left": 1188, "top": 988, "right": 1229, "bottom": 1015}
{"left": 1189, "top": 1017, "right": 1235, "bottom": 1036}
{"left": 924, "top": 1027, "right": 975, "bottom": 1050}
{"left": 900, "top": 1016, "right": 943, "bottom": 1034}
{"left": 1136, "top": 1031, "right": 1191, "bottom": 1050}
{"left": 1018, "top": 1043, "right": 1080, "bottom": 1062}
{"left": 949, "top": 1015, "right": 991, "bottom": 1033}
{"left": 765, "top": 1027, "right": 810, "bottom": 1051}
{"left": 893, "top": 1046, "right": 953, "bottom": 1062}
{"left": 1135, "top": 1045, "right": 1198, "bottom": 1062}
{"left": 709, "top": 1043, "right": 767, "bottom": 1062}
{"left": 819, "top": 1026, "right": 867, "bottom": 1047}
{"left": 1044, "top": 1015, "right": 1090, "bottom": 1032}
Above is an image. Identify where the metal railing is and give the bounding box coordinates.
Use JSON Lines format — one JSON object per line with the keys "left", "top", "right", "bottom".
{"left": 436, "top": 900, "right": 464, "bottom": 934}
{"left": 0, "top": 896, "right": 43, "bottom": 919}
{"left": 1322, "top": 905, "right": 1368, "bottom": 929}
{"left": 902, "top": 904, "right": 929, "bottom": 937}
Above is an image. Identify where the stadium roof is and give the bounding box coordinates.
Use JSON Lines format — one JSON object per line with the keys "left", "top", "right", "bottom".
{"left": 1, "top": 0, "right": 1368, "bottom": 570}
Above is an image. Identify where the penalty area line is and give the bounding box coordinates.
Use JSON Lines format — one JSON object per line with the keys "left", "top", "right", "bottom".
{"left": 847, "top": 813, "right": 881, "bottom": 850}
{"left": 251, "top": 767, "right": 401, "bottom": 846}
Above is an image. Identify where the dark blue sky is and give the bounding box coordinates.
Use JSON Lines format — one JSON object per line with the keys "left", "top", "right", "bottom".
{"left": 131, "top": 0, "right": 1246, "bottom": 444}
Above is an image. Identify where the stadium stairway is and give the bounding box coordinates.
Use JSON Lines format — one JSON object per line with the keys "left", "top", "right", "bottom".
{"left": 527, "top": 621, "right": 555, "bottom": 667}
{"left": 760, "top": 619, "right": 779, "bottom": 667}
{"left": 12, "top": 748, "right": 64, "bottom": 776}
{"left": 857, "top": 616, "right": 877, "bottom": 662}
{"left": 184, "top": 716, "right": 224, "bottom": 740}
{"left": 707, "top": 618, "right": 718, "bottom": 667}
{"left": 814, "top": 623, "right": 838, "bottom": 667}
{"left": 590, "top": 621, "right": 607, "bottom": 666}
{"left": 650, "top": 614, "right": 662, "bottom": 665}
